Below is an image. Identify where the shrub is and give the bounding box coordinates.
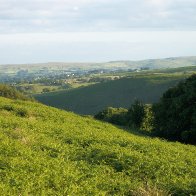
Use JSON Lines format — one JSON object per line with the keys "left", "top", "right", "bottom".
{"left": 1, "top": 104, "right": 29, "bottom": 118}
{"left": 94, "top": 107, "right": 128, "bottom": 126}
{"left": 2, "top": 105, "right": 14, "bottom": 112}
{"left": 16, "top": 108, "right": 29, "bottom": 117}
{"left": 42, "top": 88, "right": 51, "bottom": 93}
{"left": 0, "top": 84, "right": 33, "bottom": 101}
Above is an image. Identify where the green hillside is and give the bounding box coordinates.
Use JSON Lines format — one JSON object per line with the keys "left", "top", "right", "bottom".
{"left": 0, "top": 97, "right": 196, "bottom": 195}
{"left": 35, "top": 73, "right": 190, "bottom": 115}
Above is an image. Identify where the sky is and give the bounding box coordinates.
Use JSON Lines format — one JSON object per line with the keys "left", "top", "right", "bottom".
{"left": 0, "top": 0, "right": 196, "bottom": 64}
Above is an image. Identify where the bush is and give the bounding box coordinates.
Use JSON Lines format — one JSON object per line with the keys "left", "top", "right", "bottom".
{"left": 1, "top": 104, "right": 29, "bottom": 118}
{"left": 94, "top": 107, "right": 128, "bottom": 126}
{"left": 16, "top": 108, "right": 29, "bottom": 117}
{"left": 42, "top": 88, "right": 51, "bottom": 93}
{"left": 152, "top": 74, "right": 196, "bottom": 144}
{"left": 0, "top": 84, "right": 33, "bottom": 101}
{"left": 2, "top": 105, "right": 14, "bottom": 112}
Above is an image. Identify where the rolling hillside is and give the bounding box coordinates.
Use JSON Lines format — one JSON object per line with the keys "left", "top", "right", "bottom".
{"left": 35, "top": 73, "right": 190, "bottom": 115}
{"left": 1, "top": 56, "right": 196, "bottom": 74}
{"left": 124, "top": 56, "right": 196, "bottom": 69}
{"left": 0, "top": 97, "right": 195, "bottom": 195}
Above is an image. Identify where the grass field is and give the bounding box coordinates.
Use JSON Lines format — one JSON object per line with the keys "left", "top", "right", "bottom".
{"left": 0, "top": 97, "right": 195, "bottom": 195}
{"left": 35, "top": 67, "right": 196, "bottom": 114}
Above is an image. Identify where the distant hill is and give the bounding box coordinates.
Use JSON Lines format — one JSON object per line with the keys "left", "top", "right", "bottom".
{"left": 0, "top": 97, "right": 195, "bottom": 195}
{"left": 121, "top": 56, "right": 196, "bottom": 69}
{"left": 1, "top": 56, "right": 196, "bottom": 73}
{"left": 35, "top": 67, "right": 196, "bottom": 114}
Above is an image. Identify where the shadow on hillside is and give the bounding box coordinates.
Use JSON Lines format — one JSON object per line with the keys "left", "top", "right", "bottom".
{"left": 85, "top": 115, "right": 154, "bottom": 138}
{"left": 114, "top": 125, "right": 154, "bottom": 138}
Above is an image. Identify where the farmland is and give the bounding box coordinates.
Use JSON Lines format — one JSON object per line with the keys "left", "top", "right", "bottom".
{"left": 35, "top": 66, "right": 196, "bottom": 114}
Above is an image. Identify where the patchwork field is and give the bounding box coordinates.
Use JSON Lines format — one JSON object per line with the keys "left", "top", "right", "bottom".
{"left": 35, "top": 72, "right": 192, "bottom": 114}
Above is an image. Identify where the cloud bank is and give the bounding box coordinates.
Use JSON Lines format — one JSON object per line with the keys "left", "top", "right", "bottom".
{"left": 0, "top": 0, "right": 196, "bottom": 33}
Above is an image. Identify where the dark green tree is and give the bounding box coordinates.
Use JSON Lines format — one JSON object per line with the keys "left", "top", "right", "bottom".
{"left": 152, "top": 74, "right": 196, "bottom": 144}
{"left": 128, "top": 100, "right": 145, "bottom": 128}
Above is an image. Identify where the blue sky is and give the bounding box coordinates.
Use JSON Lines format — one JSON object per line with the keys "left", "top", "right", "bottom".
{"left": 0, "top": 0, "right": 196, "bottom": 63}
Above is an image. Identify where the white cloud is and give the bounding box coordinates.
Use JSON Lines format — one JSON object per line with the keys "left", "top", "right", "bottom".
{"left": 148, "top": 0, "right": 169, "bottom": 6}
{"left": 0, "top": 0, "right": 196, "bottom": 33}
{"left": 73, "top": 6, "right": 79, "bottom": 11}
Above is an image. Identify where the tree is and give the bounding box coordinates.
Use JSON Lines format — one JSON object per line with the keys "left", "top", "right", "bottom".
{"left": 140, "top": 105, "right": 154, "bottom": 132}
{"left": 152, "top": 74, "right": 196, "bottom": 144}
{"left": 128, "top": 100, "right": 145, "bottom": 128}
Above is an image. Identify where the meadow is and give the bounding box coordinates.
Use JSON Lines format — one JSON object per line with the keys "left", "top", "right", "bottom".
{"left": 0, "top": 97, "right": 195, "bottom": 195}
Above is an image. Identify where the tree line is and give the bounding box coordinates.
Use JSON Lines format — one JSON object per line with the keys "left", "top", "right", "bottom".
{"left": 95, "top": 74, "right": 196, "bottom": 144}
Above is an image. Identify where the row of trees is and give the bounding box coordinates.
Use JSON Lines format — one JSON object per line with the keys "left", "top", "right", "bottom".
{"left": 95, "top": 101, "right": 153, "bottom": 132}
{"left": 95, "top": 74, "right": 196, "bottom": 144}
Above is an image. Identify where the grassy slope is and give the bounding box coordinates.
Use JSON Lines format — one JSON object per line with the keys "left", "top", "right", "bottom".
{"left": 0, "top": 97, "right": 195, "bottom": 195}
{"left": 35, "top": 73, "right": 188, "bottom": 115}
